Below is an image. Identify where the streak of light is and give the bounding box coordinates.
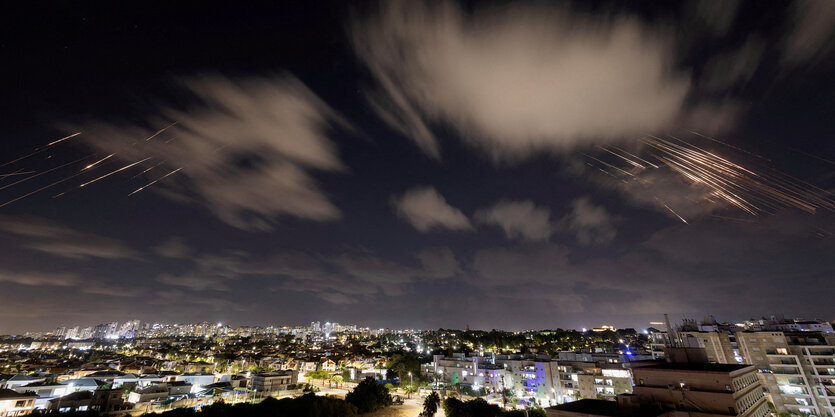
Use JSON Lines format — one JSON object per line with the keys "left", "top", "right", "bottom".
{"left": 709, "top": 215, "right": 758, "bottom": 224}
{"left": 0, "top": 132, "right": 82, "bottom": 168}
{"left": 83, "top": 153, "right": 115, "bottom": 171}
{"left": 130, "top": 161, "right": 166, "bottom": 179}
{"left": 686, "top": 130, "right": 770, "bottom": 162}
{"left": 612, "top": 146, "right": 659, "bottom": 168}
{"left": 79, "top": 157, "right": 152, "bottom": 188}
{"left": 128, "top": 168, "right": 182, "bottom": 196}
{"left": 0, "top": 170, "right": 89, "bottom": 208}
{"left": 657, "top": 199, "right": 688, "bottom": 224}
{"left": 582, "top": 153, "right": 634, "bottom": 177}
{"left": 0, "top": 170, "right": 36, "bottom": 178}
{"left": 0, "top": 155, "right": 94, "bottom": 192}
{"left": 598, "top": 146, "right": 645, "bottom": 169}
{"left": 145, "top": 122, "right": 177, "bottom": 141}
{"left": 788, "top": 147, "right": 835, "bottom": 167}
{"left": 586, "top": 133, "right": 835, "bottom": 219}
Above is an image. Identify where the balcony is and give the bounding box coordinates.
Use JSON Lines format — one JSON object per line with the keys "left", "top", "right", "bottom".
{"left": 773, "top": 368, "right": 801, "bottom": 375}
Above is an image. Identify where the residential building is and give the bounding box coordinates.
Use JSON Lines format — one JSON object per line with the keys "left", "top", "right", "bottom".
{"left": 250, "top": 371, "right": 298, "bottom": 392}
{"left": 736, "top": 331, "right": 835, "bottom": 417}
{"left": 0, "top": 389, "right": 36, "bottom": 417}
{"left": 423, "top": 353, "right": 561, "bottom": 407}
{"left": 547, "top": 348, "right": 769, "bottom": 417}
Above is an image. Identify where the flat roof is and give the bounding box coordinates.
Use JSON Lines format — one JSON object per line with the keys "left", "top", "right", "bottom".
{"left": 0, "top": 388, "right": 37, "bottom": 399}
{"left": 638, "top": 363, "right": 751, "bottom": 373}
{"left": 550, "top": 399, "right": 622, "bottom": 416}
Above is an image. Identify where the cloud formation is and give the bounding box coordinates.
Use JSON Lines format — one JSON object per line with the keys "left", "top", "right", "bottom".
{"left": 0, "top": 216, "right": 136, "bottom": 259}
{"left": 79, "top": 75, "right": 348, "bottom": 230}
{"left": 781, "top": 0, "right": 835, "bottom": 66}
{"left": 393, "top": 186, "right": 472, "bottom": 232}
{"left": 352, "top": 1, "right": 691, "bottom": 160}
{"left": 475, "top": 200, "right": 554, "bottom": 241}
{"left": 153, "top": 237, "right": 192, "bottom": 259}
{"left": 0, "top": 270, "right": 79, "bottom": 286}
{"left": 565, "top": 197, "right": 616, "bottom": 245}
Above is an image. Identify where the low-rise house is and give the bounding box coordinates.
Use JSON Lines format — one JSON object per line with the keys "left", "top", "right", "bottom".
{"left": 2, "top": 374, "right": 45, "bottom": 390}
{"left": 177, "top": 373, "right": 216, "bottom": 392}
{"left": 250, "top": 371, "right": 298, "bottom": 393}
{"left": 45, "top": 390, "right": 92, "bottom": 412}
{"left": 0, "top": 388, "right": 37, "bottom": 416}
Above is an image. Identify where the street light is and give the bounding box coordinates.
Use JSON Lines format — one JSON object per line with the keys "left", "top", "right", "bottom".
{"left": 408, "top": 372, "right": 413, "bottom": 399}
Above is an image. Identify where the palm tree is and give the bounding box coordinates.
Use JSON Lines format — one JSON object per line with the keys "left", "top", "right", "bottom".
{"left": 420, "top": 392, "right": 441, "bottom": 417}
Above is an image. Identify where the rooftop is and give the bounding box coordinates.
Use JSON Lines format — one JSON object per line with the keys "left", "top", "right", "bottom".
{"left": 0, "top": 388, "right": 37, "bottom": 399}
{"left": 549, "top": 399, "right": 622, "bottom": 416}
{"left": 639, "top": 363, "right": 751, "bottom": 373}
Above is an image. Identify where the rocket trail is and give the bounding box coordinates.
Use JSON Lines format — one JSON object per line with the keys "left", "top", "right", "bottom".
{"left": 585, "top": 132, "right": 835, "bottom": 221}
{"left": 144, "top": 122, "right": 177, "bottom": 141}
{"left": 0, "top": 132, "right": 82, "bottom": 168}
{"left": 661, "top": 203, "right": 688, "bottom": 224}
{"left": 128, "top": 168, "right": 182, "bottom": 196}
{"left": 83, "top": 154, "right": 115, "bottom": 171}
{"left": 0, "top": 155, "right": 94, "bottom": 192}
{"left": 79, "top": 157, "right": 152, "bottom": 188}
{"left": 0, "top": 170, "right": 90, "bottom": 208}
{"left": 130, "top": 161, "right": 166, "bottom": 180}
{"left": 0, "top": 170, "right": 36, "bottom": 178}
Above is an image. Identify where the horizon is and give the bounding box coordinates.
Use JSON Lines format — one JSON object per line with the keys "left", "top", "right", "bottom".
{"left": 1, "top": 1, "right": 833, "bottom": 335}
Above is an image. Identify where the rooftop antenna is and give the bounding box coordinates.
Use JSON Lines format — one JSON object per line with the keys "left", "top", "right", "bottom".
{"left": 664, "top": 314, "right": 679, "bottom": 347}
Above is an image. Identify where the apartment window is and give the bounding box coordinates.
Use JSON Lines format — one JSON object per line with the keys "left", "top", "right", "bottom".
{"left": 15, "top": 400, "right": 26, "bottom": 407}
{"left": 777, "top": 348, "right": 788, "bottom": 354}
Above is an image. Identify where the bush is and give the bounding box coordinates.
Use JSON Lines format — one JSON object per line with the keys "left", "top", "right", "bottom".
{"left": 146, "top": 393, "right": 357, "bottom": 417}
{"left": 345, "top": 377, "right": 392, "bottom": 414}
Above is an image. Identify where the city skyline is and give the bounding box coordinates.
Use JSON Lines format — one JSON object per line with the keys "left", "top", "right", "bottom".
{"left": 1, "top": 1, "right": 834, "bottom": 334}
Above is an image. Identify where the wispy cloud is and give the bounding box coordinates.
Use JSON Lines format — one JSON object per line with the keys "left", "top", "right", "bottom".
{"left": 564, "top": 197, "right": 616, "bottom": 245}
{"left": 352, "top": 1, "right": 692, "bottom": 160}
{"left": 0, "top": 215, "right": 137, "bottom": 260}
{"left": 393, "top": 186, "right": 472, "bottom": 232}
{"left": 475, "top": 200, "right": 555, "bottom": 242}
{"left": 153, "top": 236, "right": 192, "bottom": 259}
{"left": 0, "top": 270, "right": 79, "bottom": 286}
{"left": 78, "top": 75, "right": 349, "bottom": 230}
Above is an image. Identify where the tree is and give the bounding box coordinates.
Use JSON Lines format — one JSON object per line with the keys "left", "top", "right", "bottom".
{"left": 421, "top": 392, "right": 441, "bottom": 417}
{"left": 443, "top": 397, "right": 504, "bottom": 417}
{"left": 443, "top": 397, "right": 467, "bottom": 417}
{"left": 345, "top": 377, "right": 393, "bottom": 413}
{"left": 332, "top": 374, "right": 343, "bottom": 388}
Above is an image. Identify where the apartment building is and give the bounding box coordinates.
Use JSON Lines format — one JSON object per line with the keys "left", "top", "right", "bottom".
{"left": 736, "top": 331, "right": 835, "bottom": 417}
{"left": 557, "top": 361, "right": 633, "bottom": 402}
{"left": 423, "top": 353, "right": 561, "bottom": 407}
{"left": 668, "top": 317, "right": 835, "bottom": 417}
{"left": 547, "top": 349, "right": 769, "bottom": 417}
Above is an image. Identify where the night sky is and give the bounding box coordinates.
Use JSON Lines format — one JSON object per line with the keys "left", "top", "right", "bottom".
{"left": 1, "top": 1, "right": 833, "bottom": 334}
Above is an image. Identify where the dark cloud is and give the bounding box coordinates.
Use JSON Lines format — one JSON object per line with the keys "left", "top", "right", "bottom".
{"left": 416, "top": 247, "right": 461, "bottom": 279}
{"left": 475, "top": 200, "right": 555, "bottom": 242}
{"left": 153, "top": 237, "right": 192, "bottom": 259}
{"left": 564, "top": 197, "right": 616, "bottom": 245}
{"left": 0, "top": 216, "right": 137, "bottom": 260}
{"left": 781, "top": 0, "right": 835, "bottom": 67}
{"left": 0, "top": 270, "right": 79, "bottom": 287}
